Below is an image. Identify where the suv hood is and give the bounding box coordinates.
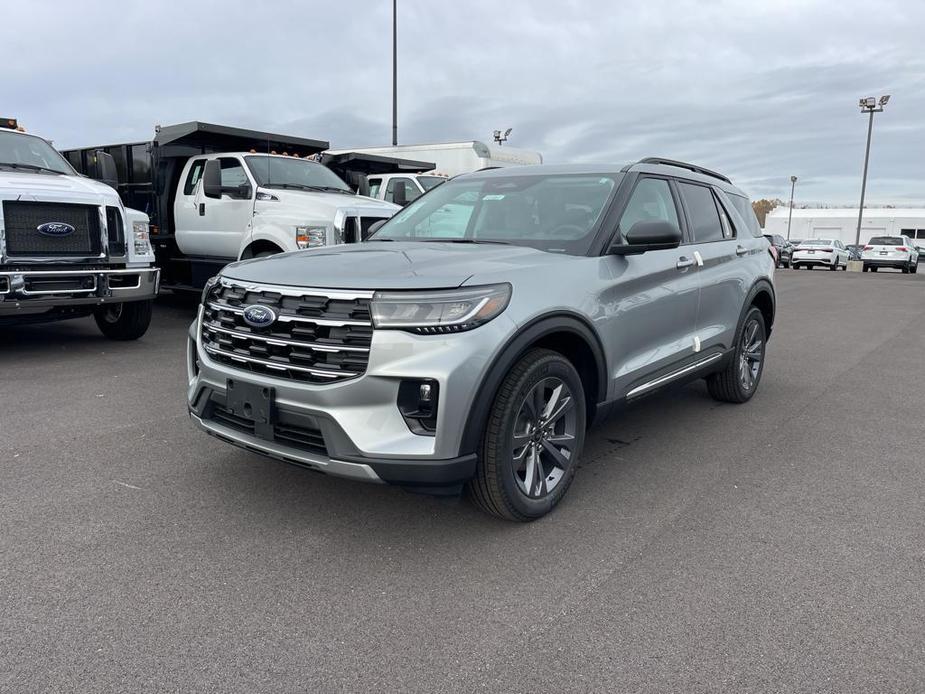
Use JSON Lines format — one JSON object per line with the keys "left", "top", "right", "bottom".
{"left": 221, "top": 241, "right": 573, "bottom": 290}
{"left": 0, "top": 171, "right": 121, "bottom": 206}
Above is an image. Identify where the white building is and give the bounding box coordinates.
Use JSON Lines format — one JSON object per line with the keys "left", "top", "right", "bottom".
{"left": 765, "top": 207, "right": 925, "bottom": 247}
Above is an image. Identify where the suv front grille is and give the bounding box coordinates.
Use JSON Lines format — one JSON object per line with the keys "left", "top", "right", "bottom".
{"left": 201, "top": 280, "right": 373, "bottom": 384}
{"left": 2, "top": 201, "right": 102, "bottom": 257}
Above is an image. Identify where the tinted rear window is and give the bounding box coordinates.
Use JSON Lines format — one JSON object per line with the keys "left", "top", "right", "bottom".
{"left": 868, "top": 237, "right": 904, "bottom": 246}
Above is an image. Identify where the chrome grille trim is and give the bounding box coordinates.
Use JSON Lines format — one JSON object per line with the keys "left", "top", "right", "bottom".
{"left": 202, "top": 344, "right": 356, "bottom": 379}
{"left": 202, "top": 322, "right": 370, "bottom": 353}
{"left": 206, "top": 301, "right": 369, "bottom": 327}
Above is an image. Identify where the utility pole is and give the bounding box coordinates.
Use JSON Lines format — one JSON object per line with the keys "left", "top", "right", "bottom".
{"left": 854, "top": 95, "right": 890, "bottom": 246}
{"left": 391, "top": 0, "right": 398, "bottom": 146}
{"left": 786, "top": 175, "right": 797, "bottom": 240}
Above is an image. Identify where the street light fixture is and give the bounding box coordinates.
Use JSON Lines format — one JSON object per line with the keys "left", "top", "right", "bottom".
{"left": 786, "top": 175, "right": 797, "bottom": 241}
{"left": 854, "top": 94, "right": 890, "bottom": 246}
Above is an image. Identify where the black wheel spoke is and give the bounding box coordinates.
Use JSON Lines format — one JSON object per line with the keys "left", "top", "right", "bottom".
{"left": 540, "top": 439, "right": 570, "bottom": 469}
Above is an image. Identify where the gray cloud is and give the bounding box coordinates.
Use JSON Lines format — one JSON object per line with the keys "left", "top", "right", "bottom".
{"left": 5, "top": 0, "right": 923, "bottom": 204}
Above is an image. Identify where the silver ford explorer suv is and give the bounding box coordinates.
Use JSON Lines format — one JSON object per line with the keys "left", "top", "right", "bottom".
{"left": 187, "top": 158, "right": 775, "bottom": 521}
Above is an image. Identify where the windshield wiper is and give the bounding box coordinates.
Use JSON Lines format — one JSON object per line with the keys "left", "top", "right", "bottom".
{"left": 415, "top": 238, "right": 511, "bottom": 245}
{"left": 0, "top": 162, "right": 63, "bottom": 174}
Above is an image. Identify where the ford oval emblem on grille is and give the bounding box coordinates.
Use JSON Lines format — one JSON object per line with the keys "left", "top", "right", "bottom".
{"left": 37, "top": 222, "right": 76, "bottom": 237}
{"left": 242, "top": 304, "right": 277, "bottom": 328}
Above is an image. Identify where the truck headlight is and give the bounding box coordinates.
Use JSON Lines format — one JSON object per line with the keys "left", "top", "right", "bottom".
{"left": 371, "top": 284, "right": 512, "bottom": 333}
{"left": 296, "top": 226, "right": 326, "bottom": 249}
{"left": 132, "top": 221, "right": 152, "bottom": 255}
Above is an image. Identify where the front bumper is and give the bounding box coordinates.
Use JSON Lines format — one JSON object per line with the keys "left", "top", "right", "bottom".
{"left": 0, "top": 267, "right": 160, "bottom": 315}
{"left": 186, "top": 309, "right": 513, "bottom": 488}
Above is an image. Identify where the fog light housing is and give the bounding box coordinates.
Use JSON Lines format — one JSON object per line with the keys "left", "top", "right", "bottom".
{"left": 397, "top": 379, "right": 439, "bottom": 435}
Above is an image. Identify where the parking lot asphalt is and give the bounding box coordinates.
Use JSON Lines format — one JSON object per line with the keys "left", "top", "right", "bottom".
{"left": 2, "top": 269, "right": 924, "bottom": 693}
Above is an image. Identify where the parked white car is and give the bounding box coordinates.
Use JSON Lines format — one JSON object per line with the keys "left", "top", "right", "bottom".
{"left": 861, "top": 235, "right": 919, "bottom": 273}
{"left": 791, "top": 238, "right": 849, "bottom": 271}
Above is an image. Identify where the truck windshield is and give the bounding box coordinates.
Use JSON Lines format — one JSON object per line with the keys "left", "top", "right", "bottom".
{"left": 0, "top": 131, "right": 73, "bottom": 174}
{"left": 369, "top": 172, "right": 619, "bottom": 255}
{"left": 245, "top": 156, "right": 351, "bottom": 193}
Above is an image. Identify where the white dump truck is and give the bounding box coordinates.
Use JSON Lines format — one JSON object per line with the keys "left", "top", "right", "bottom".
{"left": 64, "top": 122, "right": 428, "bottom": 290}
{"left": 0, "top": 118, "right": 159, "bottom": 339}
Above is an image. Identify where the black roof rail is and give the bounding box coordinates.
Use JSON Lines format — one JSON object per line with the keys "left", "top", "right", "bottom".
{"left": 636, "top": 157, "right": 731, "bottom": 184}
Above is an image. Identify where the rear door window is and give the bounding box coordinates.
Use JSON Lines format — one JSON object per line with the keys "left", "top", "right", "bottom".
{"left": 678, "top": 182, "right": 724, "bottom": 243}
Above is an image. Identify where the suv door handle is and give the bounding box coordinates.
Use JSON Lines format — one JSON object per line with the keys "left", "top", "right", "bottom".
{"left": 735, "top": 246, "right": 748, "bottom": 256}
{"left": 676, "top": 257, "right": 695, "bottom": 269}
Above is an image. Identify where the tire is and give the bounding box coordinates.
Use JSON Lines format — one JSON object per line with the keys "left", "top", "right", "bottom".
{"left": 467, "top": 348, "right": 586, "bottom": 521}
{"left": 829, "top": 260, "right": 838, "bottom": 271}
{"left": 93, "top": 300, "right": 153, "bottom": 340}
{"left": 792, "top": 263, "right": 799, "bottom": 270}
{"left": 912, "top": 263, "right": 918, "bottom": 274}
{"left": 706, "top": 306, "right": 766, "bottom": 404}
{"left": 871, "top": 267, "right": 878, "bottom": 272}
{"left": 901, "top": 265, "right": 909, "bottom": 274}
{"left": 863, "top": 265, "right": 869, "bottom": 272}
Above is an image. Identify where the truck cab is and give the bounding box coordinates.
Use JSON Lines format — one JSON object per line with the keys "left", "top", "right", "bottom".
{"left": 0, "top": 118, "right": 159, "bottom": 339}
{"left": 173, "top": 152, "right": 399, "bottom": 260}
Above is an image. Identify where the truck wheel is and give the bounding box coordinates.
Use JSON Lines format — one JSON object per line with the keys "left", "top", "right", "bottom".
{"left": 706, "top": 306, "right": 766, "bottom": 404}
{"left": 94, "top": 300, "right": 153, "bottom": 340}
{"left": 467, "top": 348, "right": 586, "bottom": 521}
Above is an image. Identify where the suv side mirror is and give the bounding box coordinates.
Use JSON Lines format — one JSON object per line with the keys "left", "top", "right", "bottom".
{"left": 609, "top": 219, "right": 682, "bottom": 255}
{"left": 88, "top": 150, "right": 118, "bottom": 189}
{"left": 203, "top": 160, "right": 223, "bottom": 199}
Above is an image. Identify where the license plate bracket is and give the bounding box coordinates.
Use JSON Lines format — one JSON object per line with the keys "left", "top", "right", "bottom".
{"left": 226, "top": 379, "right": 275, "bottom": 440}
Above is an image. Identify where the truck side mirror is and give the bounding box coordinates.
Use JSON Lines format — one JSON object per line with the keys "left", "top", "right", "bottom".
{"left": 392, "top": 184, "right": 408, "bottom": 206}
{"left": 203, "top": 160, "right": 223, "bottom": 199}
{"left": 88, "top": 151, "right": 118, "bottom": 189}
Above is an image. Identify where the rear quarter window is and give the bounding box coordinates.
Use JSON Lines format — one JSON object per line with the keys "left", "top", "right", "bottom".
{"left": 725, "top": 193, "right": 763, "bottom": 238}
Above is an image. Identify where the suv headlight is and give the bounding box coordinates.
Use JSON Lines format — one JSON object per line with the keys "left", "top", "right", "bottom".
{"left": 371, "top": 284, "right": 512, "bottom": 333}
{"left": 132, "top": 221, "right": 152, "bottom": 255}
{"left": 296, "top": 226, "right": 326, "bottom": 249}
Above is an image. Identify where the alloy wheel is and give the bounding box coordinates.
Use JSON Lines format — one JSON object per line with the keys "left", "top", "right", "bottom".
{"left": 738, "top": 318, "right": 763, "bottom": 392}
{"left": 511, "top": 377, "right": 578, "bottom": 498}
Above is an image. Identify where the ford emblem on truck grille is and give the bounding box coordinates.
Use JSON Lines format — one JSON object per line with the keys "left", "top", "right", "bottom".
{"left": 242, "top": 304, "right": 277, "bottom": 328}
{"left": 37, "top": 222, "right": 76, "bottom": 237}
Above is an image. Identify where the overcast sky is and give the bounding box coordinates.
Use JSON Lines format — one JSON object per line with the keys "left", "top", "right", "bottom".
{"left": 6, "top": 0, "right": 924, "bottom": 204}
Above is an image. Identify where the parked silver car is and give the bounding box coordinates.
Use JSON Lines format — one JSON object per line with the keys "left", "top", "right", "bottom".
{"left": 187, "top": 159, "right": 775, "bottom": 520}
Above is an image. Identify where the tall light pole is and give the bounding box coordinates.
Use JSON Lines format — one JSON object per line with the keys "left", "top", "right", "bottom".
{"left": 854, "top": 95, "right": 890, "bottom": 246}
{"left": 391, "top": 0, "right": 398, "bottom": 146}
{"left": 786, "top": 175, "right": 797, "bottom": 240}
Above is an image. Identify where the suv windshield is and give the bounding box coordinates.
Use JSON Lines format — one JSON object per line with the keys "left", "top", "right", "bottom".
{"left": 0, "top": 130, "right": 73, "bottom": 174}
{"left": 370, "top": 173, "right": 620, "bottom": 255}
{"left": 245, "top": 156, "right": 351, "bottom": 193}
{"left": 868, "top": 236, "right": 904, "bottom": 246}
